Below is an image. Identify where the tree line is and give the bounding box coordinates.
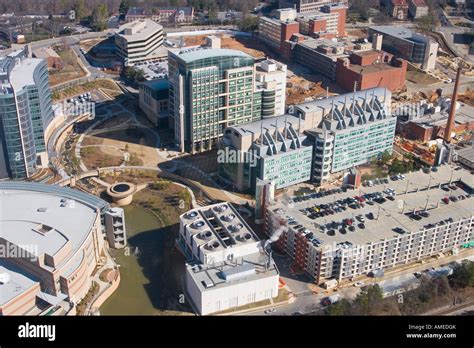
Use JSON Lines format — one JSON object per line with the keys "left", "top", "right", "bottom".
{"left": 326, "top": 260, "right": 474, "bottom": 316}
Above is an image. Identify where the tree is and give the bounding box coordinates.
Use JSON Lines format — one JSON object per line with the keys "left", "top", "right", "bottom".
{"left": 91, "top": 4, "right": 108, "bottom": 31}
{"left": 417, "top": 15, "right": 435, "bottom": 32}
{"left": 449, "top": 261, "right": 474, "bottom": 289}
{"left": 351, "top": 0, "right": 371, "bottom": 21}
{"left": 380, "top": 150, "right": 392, "bottom": 165}
{"left": 327, "top": 299, "right": 351, "bottom": 315}
{"left": 238, "top": 16, "right": 259, "bottom": 33}
{"left": 74, "top": 0, "right": 87, "bottom": 22}
{"left": 119, "top": 0, "right": 131, "bottom": 16}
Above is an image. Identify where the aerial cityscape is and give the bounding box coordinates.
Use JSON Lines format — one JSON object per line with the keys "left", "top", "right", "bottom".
{"left": 2, "top": 0, "right": 474, "bottom": 320}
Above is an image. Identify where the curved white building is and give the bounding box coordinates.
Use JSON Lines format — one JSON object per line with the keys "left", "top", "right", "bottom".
{"left": 0, "top": 181, "right": 126, "bottom": 315}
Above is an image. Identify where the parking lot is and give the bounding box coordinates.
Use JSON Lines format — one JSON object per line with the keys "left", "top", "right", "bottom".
{"left": 273, "top": 165, "right": 474, "bottom": 246}
{"left": 134, "top": 59, "right": 168, "bottom": 80}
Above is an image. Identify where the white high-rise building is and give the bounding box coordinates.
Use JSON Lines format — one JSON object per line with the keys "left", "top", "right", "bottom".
{"left": 115, "top": 19, "right": 164, "bottom": 65}
{"left": 178, "top": 203, "right": 279, "bottom": 315}
{"left": 255, "top": 59, "right": 287, "bottom": 117}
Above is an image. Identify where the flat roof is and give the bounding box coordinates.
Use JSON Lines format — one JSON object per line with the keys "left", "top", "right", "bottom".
{"left": 270, "top": 165, "right": 474, "bottom": 248}
{"left": 346, "top": 62, "right": 402, "bottom": 74}
{"left": 32, "top": 47, "right": 60, "bottom": 59}
{"left": 117, "top": 19, "right": 163, "bottom": 41}
{"left": 171, "top": 47, "right": 251, "bottom": 64}
{"left": 186, "top": 252, "right": 278, "bottom": 293}
{"left": 410, "top": 103, "right": 474, "bottom": 128}
{"left": 0, "top": 182, "right": 108, "bottom": 266}
{"left": 140, "top": 78, "right": 169, "bottom": 90}
{"left": 0, "top": 260, "right": 39, "bottom": 306}
{"left": 370, "top": 26, "right": 431, "bottom": 44}
{"left": 0, "top": 188, "right": 97, "bottom": 262}
{"left": 457, "top": 145, "right": 474, "bottom": 163}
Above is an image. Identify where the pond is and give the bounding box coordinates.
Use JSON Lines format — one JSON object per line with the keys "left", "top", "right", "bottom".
{"left": 100, "top": 205, "right": 169, "bottom": 315}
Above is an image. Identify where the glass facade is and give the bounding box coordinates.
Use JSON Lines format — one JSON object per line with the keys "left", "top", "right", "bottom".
{"left": 0, "top": 56, "right": 53, "bottom": 179}
{"left": 260, "top": 148, "right": 313, "bottom": 189}
{"left": 332, "top": 118, "right": 396, "bottom": 172}
{"left": 169, "top": 50, "right": 262, "bottom": 153}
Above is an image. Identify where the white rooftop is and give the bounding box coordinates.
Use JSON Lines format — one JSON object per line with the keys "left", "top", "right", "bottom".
{"left": 0, "top": 185, "right": 100, "bottom": 267}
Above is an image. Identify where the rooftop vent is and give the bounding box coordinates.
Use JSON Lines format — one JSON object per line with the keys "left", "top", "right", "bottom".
{"left": 37, "top": 207, "right": 49, "bottom": 213}
{"left": 242, "top": 233, "right": 252, "bottom": 241}
{"left": 0, "top": 272, "right": 11, "bottom": 285}
{"left": 229, "top": 223, "right": 243, "bottom": 232}
{"left": 34, "top": 224, "right": 53, "bottom": 235}
{"left": 191, "top": 220, "right": 205, "bottom": 229}
{"left": 206, "top": 240, "right": 220, "bottom": 250}
{"left": 200, "top": 231, "right": 213, "bottom": 240}
{"left": 214, "top": 204, "right": 228, "bottom": 213}
{"left": 221, "top": 214, "right": 236, "bottom": 222}
{"left": 60, "top": 199, "right": 75, "bottom": 208}
{"left": 187, "top": 211, "right": 198, "bottom": 219}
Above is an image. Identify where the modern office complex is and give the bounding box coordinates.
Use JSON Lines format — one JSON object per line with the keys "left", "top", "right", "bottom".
{"left": 0, "top": 47, "right": 54, "bottom": 179}
{"left": 220, "top": 115, "right": 313, "bottom": 193}
{"left": 178, "top": 203, "right": 279, "bottom": 315}
{"left": 266, "top": 165, "right": 474, "bottom": 284}
{"left": 115, "top": 19, "right": 165, "bottom": 65}
{"left": 138, "top": 79, "right": 170, "bottom": 127}
{"left": 297, "top": 88, "right": 395, "bottom": 185}
{"left": 220, "top": 88, "right": 395, "bottom": 192}
{"left": 0, "top": 181, "right": 126, "bottom": 315}
{"left": 368, "top": 26, "right": 438, "bottom": 71}
{"left": 169, "top": 47, "right": 285, "bottom": 153}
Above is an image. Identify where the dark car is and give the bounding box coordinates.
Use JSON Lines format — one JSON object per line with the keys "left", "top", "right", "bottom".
{"left": 420, "top": 211, "right": 429, "bottom": 218}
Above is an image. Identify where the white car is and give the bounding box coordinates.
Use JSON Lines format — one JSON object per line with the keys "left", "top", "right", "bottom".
{"left": 354, "top": 281, "right": 365, "bottom": 287}
{"left": 264, "top": 308, "right": 276, "bottom": 314}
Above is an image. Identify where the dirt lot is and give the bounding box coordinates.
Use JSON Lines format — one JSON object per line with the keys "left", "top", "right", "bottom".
{"left": 49, "top": 47, "right": 87, "bottom": 86}
{"left": 184, "top": 34, "right": 268, "bottom": 58}
{"left": 346, "top": 28, "right": 367, "bottom": 39}
{"left": 286, "top": 76, "right": 328, "bottom": 105}
{"left": 458, "top": 89, "right": 474, "bottom": 107}
{"left": 406, "top": 68, "right": 440, "bottom": 85}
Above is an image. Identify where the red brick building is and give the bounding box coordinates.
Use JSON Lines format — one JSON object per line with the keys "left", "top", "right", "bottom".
{"left": 336, "top": 50, "right": 407, "bottom": 92}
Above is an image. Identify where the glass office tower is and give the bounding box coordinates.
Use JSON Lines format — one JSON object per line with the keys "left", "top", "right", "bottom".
{"left": 0, "top": 48, "right": 53, "bottom": 179}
